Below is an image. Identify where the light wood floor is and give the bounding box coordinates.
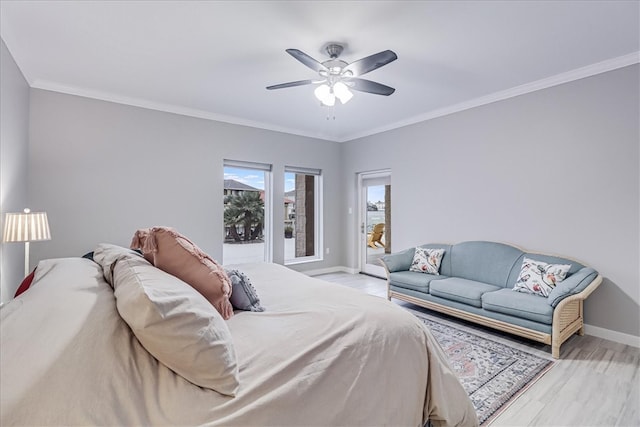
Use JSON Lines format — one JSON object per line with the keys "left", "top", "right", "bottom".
{"left": 315, "top": 272, "right": 640, "bottom": 427}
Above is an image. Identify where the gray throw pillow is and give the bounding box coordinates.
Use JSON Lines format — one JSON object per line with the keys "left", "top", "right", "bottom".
{"left": 225, "top": 269, "right": 265, "bottom": 312}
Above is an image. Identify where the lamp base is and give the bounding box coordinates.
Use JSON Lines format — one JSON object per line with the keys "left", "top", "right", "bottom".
{"left": 24, "top": 241, "right": 30, "bottom": 277}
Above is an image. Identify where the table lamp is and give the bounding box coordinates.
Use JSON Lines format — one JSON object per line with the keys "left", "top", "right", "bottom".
{"left": 2, "top": 208, "right": 51, "bottom": 276}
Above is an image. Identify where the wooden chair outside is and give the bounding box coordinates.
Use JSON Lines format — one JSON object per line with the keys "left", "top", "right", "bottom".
{"left": 367, "top": 223, "right": 385, "bottom": 248}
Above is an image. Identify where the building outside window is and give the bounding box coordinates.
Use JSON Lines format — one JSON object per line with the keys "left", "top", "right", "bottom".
{"left": 284, "top": 166, "right": 322, "bottom": 264}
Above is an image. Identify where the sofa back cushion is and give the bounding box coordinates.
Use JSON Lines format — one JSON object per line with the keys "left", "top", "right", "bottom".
{"left": 450, "top": 241, "right": 524, "bottom": 287}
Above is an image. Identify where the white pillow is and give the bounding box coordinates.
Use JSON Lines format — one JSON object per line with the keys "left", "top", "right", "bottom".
{"left": 409, "top": 247, "right": 445, "bottom": 275}
{"left": 93, "top": 243, "right": 145, "bottom": 285}
{"left": 111, "top": 254, "right": 240, "bottom": 396}
{"left": 512, "top": 257, "right": 571, "bottom": 297}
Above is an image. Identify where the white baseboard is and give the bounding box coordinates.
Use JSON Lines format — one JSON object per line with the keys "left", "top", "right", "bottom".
{"left": 303, "top": 266, "right": 358, "bottom": 276}
{"left": 584, "top": 324, "right": 640, "bottom": 348}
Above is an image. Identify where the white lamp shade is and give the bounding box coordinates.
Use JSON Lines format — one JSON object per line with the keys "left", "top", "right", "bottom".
{"left": 333, "top": 81, "right": 353, "bottom": 104}
{"left": 2, "top": 210, "right": 51, "bottom": 243}
{"left": 314, "top": 84, "right": 336, "bottom": 106}
{"left": 321, "top": 92, "right": 336, "bottom": 107}
{"left": 314, "top": 84, "right": 330, "bottom": 100}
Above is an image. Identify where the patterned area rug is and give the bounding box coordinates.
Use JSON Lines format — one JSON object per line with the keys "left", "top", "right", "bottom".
{"left": 411, "top": 310, "right": 554, "bottom": 425}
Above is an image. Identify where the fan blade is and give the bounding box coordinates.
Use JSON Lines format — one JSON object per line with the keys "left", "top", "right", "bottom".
{"left": 286, "top": 49, "right": 328, "bottom": 73}
{"left": 266, "top": 79, "right": 318, "bottom": 90}
{"left": 347, "top": 78, "right": 395, "bottom": 96}
{"left": 343, "top": 50, "right": 397, "bottom": 76}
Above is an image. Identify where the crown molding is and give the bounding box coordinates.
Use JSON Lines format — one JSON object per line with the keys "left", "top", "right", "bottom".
{"left": 339, "top": 52, "right": 640, "bottom": 142}
{"left": 30, "top": 52, "right": 639, "bottom": 144}
{"left": 29, "top": 80, "right": 337, "bottom": 142}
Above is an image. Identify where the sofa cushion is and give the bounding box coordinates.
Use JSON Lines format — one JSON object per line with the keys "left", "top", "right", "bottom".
{"left": 391, "top": 286, "right": 552, "bottom": 334}
{"left": 409, "top": 247, "right": 445, "bottom": 275}
{"left": 429, "top": 277, "right": 501, "bottom": 308}
{"left": 389, "top": 271, "right": 445, "bottom": 293}
{"left": 482, "top": 288, "right": 554, "bottom": 325}
{"left": 450, "top": 241, "right": 524, "bottom": 287}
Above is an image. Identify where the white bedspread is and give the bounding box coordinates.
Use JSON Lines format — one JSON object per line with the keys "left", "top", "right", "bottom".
{"left": 1, "top": 258, "right": 477, "bottom": 427}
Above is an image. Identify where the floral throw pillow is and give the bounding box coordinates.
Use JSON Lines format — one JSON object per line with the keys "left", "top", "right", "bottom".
{"left": 512, "top": 257, "right": 571, "bottom": 297}
{"left": 409, "top": 247, "right": 445, "bottom": 275}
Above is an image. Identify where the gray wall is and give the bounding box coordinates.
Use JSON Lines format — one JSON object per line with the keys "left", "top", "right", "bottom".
{"left": 10, "top": 57, "right": 640, "bottom": 340}
{"left": 28, "top": 89, "right": 343, "bottom": 274}
{"left": 342, "top": 64, "right": 639, "bottom": 338}
{"left": 0, "top": 39, "right": 30, "bottom": 302}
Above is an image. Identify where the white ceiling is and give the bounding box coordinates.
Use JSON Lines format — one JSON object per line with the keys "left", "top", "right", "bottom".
{"left": 1, "top": 1, "right": 638, "bottom": 142}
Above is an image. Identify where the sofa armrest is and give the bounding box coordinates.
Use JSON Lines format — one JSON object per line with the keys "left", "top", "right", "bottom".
{"left": 547, "top": 268, "right": 599, "bottom": 307}
{"left": 380, "top": 248, "right": 416, "bottom": 273}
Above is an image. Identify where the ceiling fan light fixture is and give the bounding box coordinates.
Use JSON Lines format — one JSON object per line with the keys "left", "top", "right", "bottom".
{"left": 269, "top": 44, "right": 397, "bottom": 107}
{"left": 322, "top": 92, "right": 336, "bottom": 107}
{"left": 314, "top": 83, "right": 330, "bottom": 99}
{"left": 314, "top": 84, "right": 336, "bottom": 106}
{"left": 333, "top": 81, "right": 353, "bottom": 104}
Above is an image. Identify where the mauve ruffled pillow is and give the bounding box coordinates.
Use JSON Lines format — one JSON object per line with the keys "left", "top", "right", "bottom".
{"left": 131, "top": 227, "right": 234, "bottom": 319}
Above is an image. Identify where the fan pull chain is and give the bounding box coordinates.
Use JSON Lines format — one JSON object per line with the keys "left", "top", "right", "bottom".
{"left": 325, "top": 105, "right": 336, "bottom": 121}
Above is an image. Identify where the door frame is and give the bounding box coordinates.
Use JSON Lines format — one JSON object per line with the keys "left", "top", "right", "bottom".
{"left": 357, "top": 169, "right": 391, "bottom": 278}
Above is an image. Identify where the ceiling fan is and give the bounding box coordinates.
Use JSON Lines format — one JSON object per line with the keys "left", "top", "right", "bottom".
{"left": 266, "top": 43, "right": 397, "bottom": 107}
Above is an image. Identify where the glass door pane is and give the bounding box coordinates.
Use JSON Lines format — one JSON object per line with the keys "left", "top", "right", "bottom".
{"left": 360, "top": 172, "right": 391, "bottom": 277}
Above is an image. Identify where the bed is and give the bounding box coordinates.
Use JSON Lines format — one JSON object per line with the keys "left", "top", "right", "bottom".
{"left": 0, "top": 243, "right": 477, "bottom": 427}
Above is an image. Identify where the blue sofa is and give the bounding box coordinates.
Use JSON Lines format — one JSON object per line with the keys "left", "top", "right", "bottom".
{"left": 379, "top": 241, "right": 602, "bottom": 358}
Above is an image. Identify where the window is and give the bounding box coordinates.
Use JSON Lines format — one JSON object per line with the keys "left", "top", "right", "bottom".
{"left": 284, "top": 166, "right": 322, "bottom": 264}
{"left": 223, "top": 160, "right": 272, "bottom": 264}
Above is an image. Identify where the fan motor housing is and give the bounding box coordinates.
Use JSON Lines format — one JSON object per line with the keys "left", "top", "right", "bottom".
{"left": 324, "top": 43, "right": 344, "bottom": 58}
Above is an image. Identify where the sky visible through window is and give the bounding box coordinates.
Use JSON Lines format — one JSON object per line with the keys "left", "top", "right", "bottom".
{"left": 368, "top": 185, "right": 385, "bottom": 204}
{"left": 224, "top": 167, "right": 265, "bottom": 190}
{"left": 284, "top": 173, "right": 295, "bottom": 192}
{"left": 225, "top": 167, "right": 383, "bottom": 201}
{"left": 224, "top": 167, "right": 297, "bottom": 192}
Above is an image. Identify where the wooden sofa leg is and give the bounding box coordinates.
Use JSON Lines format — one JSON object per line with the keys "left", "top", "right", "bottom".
{"left": 552, "top": 343, "right": 560, "bottom": 359}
